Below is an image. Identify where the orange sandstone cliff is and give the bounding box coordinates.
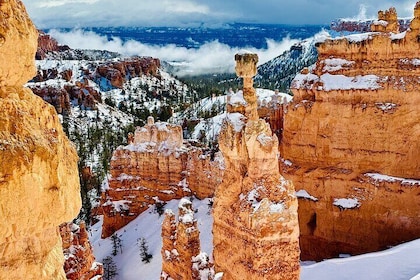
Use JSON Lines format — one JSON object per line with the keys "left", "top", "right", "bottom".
{"left": 213, "top": 53, "right": 300, "bottom": 280}
{"left": 161, "top": 198, "right": 215, "bottom": 280}
{"left": 284, "top": 4, "right": 420, "bottom": 260}
{"left": 101, "top": 116, "right": 224, "bottom": 238}
{"left": 0, "top": 1, "right": 81, "bottom": 279}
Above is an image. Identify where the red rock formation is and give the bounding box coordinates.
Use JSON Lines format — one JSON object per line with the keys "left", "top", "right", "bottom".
{"left": 284, "top": 3, "right": 420, "bottom": 261}
{"left": 96, "top": 57, "right": 161, "bottom": 88}
{"left": 60, "top": 222, "right": 103, "bottom": 280}
{"left": 101, "top": 117, "right": 223, "bottom": 238}
{"left": 213, "top": 53, "right": 300, "bottom": 280}
{"left": 36, "top": 30, "right": 70, "bottom": 60}
{"left": 161, "top": 199, "right": 214, "bottom": 280}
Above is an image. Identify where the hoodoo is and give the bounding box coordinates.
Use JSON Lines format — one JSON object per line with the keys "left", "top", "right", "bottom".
{"left": 284, "top": 4, "right": 420, "bottom": 260}
{"left": 212, "top": 53, "right": 300, "bottom": 279}
{"left": 0, "top": 0, "right": 81, "bottom": 279}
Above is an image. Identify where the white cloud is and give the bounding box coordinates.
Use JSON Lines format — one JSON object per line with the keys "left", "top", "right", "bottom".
{"left": 38, "top": 0, "right": 99, "bottom": 8}
{"left": 48, "top": 29, "right": 300, "bottom": 76}
{"left": 163, "top": 0, "right": 209, "bottom": 14}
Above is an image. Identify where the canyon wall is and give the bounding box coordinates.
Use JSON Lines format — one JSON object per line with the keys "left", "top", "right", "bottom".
{"left": 101, "top": 116, "right": 224, "bottom": 238}
{"left": 213, "top": 53, "right": 300, "bottom": 280}
{"left": 0, "top": 1, "right": 81, "bottom": 279}
{"left": 283, "top": 4, "right": 420, "bottom": 260}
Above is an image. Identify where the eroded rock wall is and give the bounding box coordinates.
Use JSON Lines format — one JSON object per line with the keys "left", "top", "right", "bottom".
{"left": 101, "top": 117, "right": 224, "bottom": 238}
{"left": 213, "top": 53, "right": 300, "bottom": 280}
{"left": 60, "top": 222, "right": 103, "bottom": 280}
{"left": 0, "top": 1, "right": 81, "bottom": 279}
{"left": 284, "top": 4, "right": 420, "bottom": 260}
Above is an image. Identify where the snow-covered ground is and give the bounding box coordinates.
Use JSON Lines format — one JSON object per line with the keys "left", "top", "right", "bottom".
{"left": 90, "top": 197, "right": 420, "bottom": 280}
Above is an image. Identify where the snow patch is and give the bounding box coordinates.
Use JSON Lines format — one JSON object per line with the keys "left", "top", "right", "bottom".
{"left": 365, "top": 173, "right": 420, "bottom": 186}
{"left": 296, "top": 190, "right": 319, "bottom": 202}
{"left": 333, "top": 198, "right": 360, "bottom": 209}
{"left": 320, "top": 73, "right": 382, "bottom": 91}
{"left": 226, "top": 113, "right": 246, "bottom": 133}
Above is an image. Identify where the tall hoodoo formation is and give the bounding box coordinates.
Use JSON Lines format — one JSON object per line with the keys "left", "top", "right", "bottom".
{"left": 161, "top": 198, "right": 215, "bottom": 280}
{"left": 213, "top": 53, "right": 300, "bottom": 280}
{"left": 102, "top": 117, "right": 224, "bottom": 238}
{"left": 284, "top": 4, "right": 420, "bottom": 260}
{"left": 0, "top": 0, "right": 81, "bottom": 279}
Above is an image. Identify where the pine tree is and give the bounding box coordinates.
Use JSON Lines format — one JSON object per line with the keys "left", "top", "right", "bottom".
{"left": 111, "top": 233, "right": 123, "bottom": 256}
{"left": 138, "top": 237, "right": 153, "bottom": 263}
{"left": 102, "top": 256, "right": 118, "bottom": 280}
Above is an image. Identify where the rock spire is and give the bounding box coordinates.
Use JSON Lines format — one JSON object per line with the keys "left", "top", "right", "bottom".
{"left": 212, "top": 53, "right": 300, "bottom": 279}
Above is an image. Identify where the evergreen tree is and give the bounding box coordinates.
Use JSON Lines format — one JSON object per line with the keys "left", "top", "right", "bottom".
{"left": 102, "top": 256, "right": 118, "bottom": 280}
{"left": 138, "top": 237, "right": 153, "bottom": 263}
{"left": 111, "top": 233, "right": 123, "bottom": 256}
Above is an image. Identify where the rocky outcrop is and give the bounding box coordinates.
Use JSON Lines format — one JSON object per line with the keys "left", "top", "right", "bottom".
{"left": 370, "top": 7, "right": 399, "bottom": 33}
{"left": 161, "top": 199, "right": 215, "bottom": 280}
{"left": 284, "top": 3, "right": 420, "bottom": 260}
{"left": 96, "top": 57, "right": 161, "bottom": 88}
{"left": 331, "top": 18, "right": 410, "bottom": 33}
{"left": 60, "top": 222, "right": 103, "bottom": 280}
{"left": 213, "top": 53, "right": 300, "bottom": 280}
{"left": 36, "top": 30, "right": 70, "bottom": 60}
{"left": 0, "top": 1, "right": 81, "bottom": 279}
{"left": 101, "top": 117, "right": 224, "bottom": 238}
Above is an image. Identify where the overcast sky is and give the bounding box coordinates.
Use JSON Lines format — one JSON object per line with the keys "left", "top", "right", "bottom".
{"left": 21, "top": 0, "right": 418, "bottom": 28}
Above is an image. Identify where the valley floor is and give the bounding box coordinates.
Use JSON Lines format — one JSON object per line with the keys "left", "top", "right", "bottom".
{"left": 89, "top": 198, "right": 420, "bottom": 280}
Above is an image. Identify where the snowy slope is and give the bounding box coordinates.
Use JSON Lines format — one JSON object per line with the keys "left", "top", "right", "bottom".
{"left": 89, "top": 198, "right": 213, "bottom": 280}
{"left": 90, "top": 197, "right": 420, "bottom": 280}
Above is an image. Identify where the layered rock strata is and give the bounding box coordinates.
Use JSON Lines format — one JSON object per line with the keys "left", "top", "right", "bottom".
{"left": 0, "top": 1, "right": 81, "bottom": 279}
{"left": 60, "top": 222, "right": 103, "bottom": 280}
{"left": 161, "top": 199, "right": 215, "bottom": 280}
{"left": 213, "top": 53, "right": 300, "bottom": 279}
{"left": 284, "top": 4, "right": 420, "bottom": 260}
{"left": 101, "top": 117, "right": 224, "bottom": 238}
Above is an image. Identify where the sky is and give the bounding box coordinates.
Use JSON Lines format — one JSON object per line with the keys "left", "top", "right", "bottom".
{"left": 22, "top": 0, "right": 419, "bottom": 29}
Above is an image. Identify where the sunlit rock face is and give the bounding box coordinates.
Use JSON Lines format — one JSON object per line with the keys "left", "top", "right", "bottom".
{"left": 101, "top": 117, "right": 224, "bottom": 238}
{"left": 213, "top": 53, "right": 300, "bottom": 280}
{"left": 0, "top": 0, "right": 81, "bottom": 279}
{"left": 283, "top": 3, "right": 420, "bottom": 261}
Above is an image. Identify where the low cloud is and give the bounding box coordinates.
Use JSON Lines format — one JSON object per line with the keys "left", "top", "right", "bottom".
{"left": 48, "top": 29, "right": 300, "bottom": 76}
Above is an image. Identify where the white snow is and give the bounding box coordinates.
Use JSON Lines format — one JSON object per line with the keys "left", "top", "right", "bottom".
{"left": 365, "top": 173, "right": 420, "bottom": 186}
{"left": 375, "top": 102, "right": 397, "bottom": 112}
{"left": 322, "top": 58, "right": 355, "bottom": 72}
{"left": 291, "top": 73, "right": 319, "bottom": 89}
{"left": 391, "top": 31, "right": 407, "bottom": 40}
{"left": 400, "top": 58, "right": 420, "bottom": 66}
{"left": 228, "top": 90, "right": 247, "bottom": 106}
{"left": 333, "top": 198, "right": 360, "bottom": 209}
{"left": 373, "top": 20, "right": 388, "bottom": 27}
{"left": 320, "top": 73, "right": 382, "bottom": 91}
{"left": 296, "top": 190, "right": 319, "bottom": 202}
{"left": 301, "top": 238, "right": 420, "bottom": 280}
{"left": 341, "top": 32, "right": 377, "bottom": 43}
{"left": 226, "top": 113, "right": 246, "bottom": 133}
